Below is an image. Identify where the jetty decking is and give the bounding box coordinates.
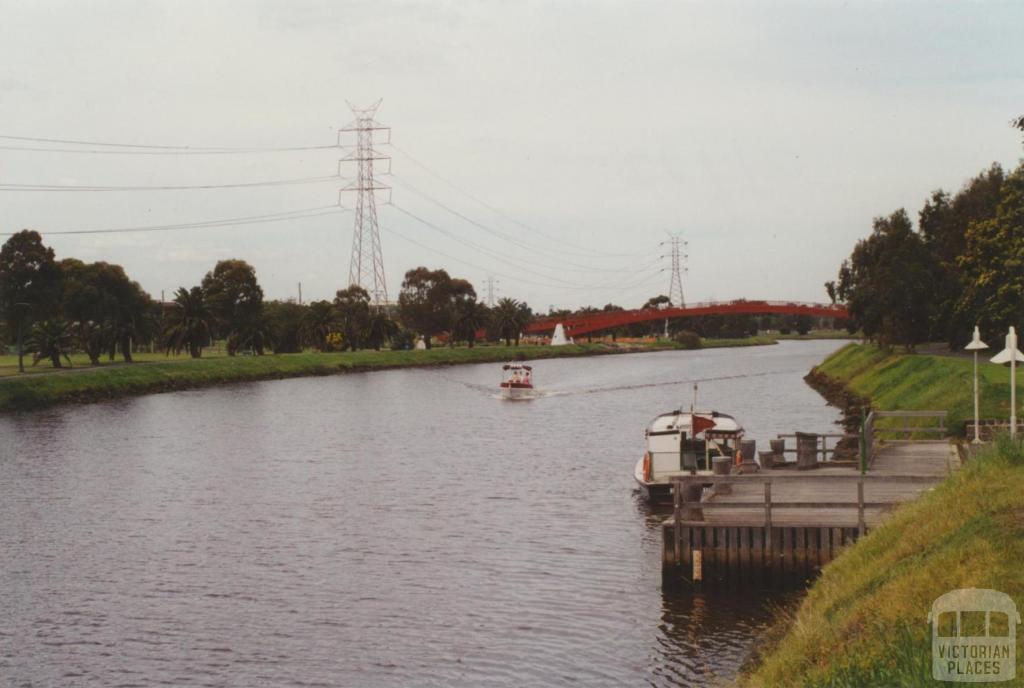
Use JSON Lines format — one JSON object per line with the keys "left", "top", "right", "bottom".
{"left": 662, "top": 412, "right": 958, "bottom": 585}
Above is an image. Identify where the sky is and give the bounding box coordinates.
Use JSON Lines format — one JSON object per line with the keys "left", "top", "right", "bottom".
{"left": 0, "top": 0, "right": 1021, "bottom": 311}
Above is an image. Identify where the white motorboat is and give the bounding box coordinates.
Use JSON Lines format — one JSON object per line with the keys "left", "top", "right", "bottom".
{"left": 499, "top": 362, "right": 534, "bottom": 400}
{"left": 634, "top": 410, "right": 745, "bottom": 503}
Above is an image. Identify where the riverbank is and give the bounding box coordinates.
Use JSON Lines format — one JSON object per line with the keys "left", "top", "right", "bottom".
{"left": 807, "top": 342, "right": 1022, "bottom": 435}
{"left": 0, "top": 343, "right": 613, "bottom": 411}
{"left": 0, "top": 337, "right": 780, "bottom": 412}
{"left": 743, "top": 343, "right": 1024, "bottom": 686}
{"left": 744, "top": 439, "right": 1024, "bottom": 686}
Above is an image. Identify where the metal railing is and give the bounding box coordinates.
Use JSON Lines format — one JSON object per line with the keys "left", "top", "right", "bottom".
{"left": 669, "top": 473, "right": 939, "bottom": 562}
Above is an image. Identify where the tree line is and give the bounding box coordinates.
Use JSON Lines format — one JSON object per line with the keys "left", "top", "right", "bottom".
{"left": 0, "top": 230, "right": 543, "bottom": 370}
{"left": 827, "top": 117, "right": 1024, "bottom": 351}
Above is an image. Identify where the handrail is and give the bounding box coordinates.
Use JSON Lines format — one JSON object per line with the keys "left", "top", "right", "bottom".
{"left": 669, "top": 473, "right": 937, "bottom": 485}
{"left": 670, "top": 473, "right": 939, "bottom": 552}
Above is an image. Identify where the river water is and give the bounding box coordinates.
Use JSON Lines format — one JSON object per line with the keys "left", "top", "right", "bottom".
{"left": 0, "top": 340, "right": 846, "bottom": 687}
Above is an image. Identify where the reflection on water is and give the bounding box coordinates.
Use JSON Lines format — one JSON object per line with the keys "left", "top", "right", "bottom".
{"left": 0, "top": 341, "right": 846, "bottom": 686}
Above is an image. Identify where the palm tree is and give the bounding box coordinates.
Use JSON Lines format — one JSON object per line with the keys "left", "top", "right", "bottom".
{"left": 28, "top": 318, "right": 74, "bottom": 368}
{"left": 365, "top": 310, "right": 399, "bottom": 350}
{"left": 491, "top": 298, "right": 528, "bottom": 346}
{"left": 228, "top": 314, "right": 275, "bottom": 355}
{"left": 452, "top": 299, "right": 489, "bottom": 347}
{"left": 300, "top": 300, "right": 336, "bottom": 352}
{"left": 163, "top": 286, "right": 213, "bottom": 358}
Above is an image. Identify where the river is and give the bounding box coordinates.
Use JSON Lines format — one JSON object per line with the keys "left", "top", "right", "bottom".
{"left": 0, "top": 340, "right": 847, "bottom": 687}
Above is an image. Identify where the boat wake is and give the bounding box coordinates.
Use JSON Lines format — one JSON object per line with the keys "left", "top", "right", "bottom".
{"left": 448, "top": 368, "right": 804, "bottom": 400}
{"left": 542, "top": 368, "right": 802, "bottom": 397}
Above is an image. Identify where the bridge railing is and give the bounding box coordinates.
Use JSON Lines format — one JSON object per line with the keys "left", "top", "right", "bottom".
{"left": 526, "top": 299, "right": 848, "bottom": 335}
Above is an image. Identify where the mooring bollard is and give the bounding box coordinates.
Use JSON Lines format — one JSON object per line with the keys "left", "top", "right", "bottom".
{"left": 795, "top": 431, "right": 819, "bottom": 470}
{"left": 758, "top": 449, "right": 775, "bottom": 470}
{"left": 769, "top": 438, "right": 786, "bottom": 465}
{"left": 712, "top": 456, "right": 732, "bottom": 475}
{"left": 740, "top": 439, "right": 756, "bottom": 463}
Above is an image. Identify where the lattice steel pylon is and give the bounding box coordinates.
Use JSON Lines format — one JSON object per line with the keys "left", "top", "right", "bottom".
{"left": 484, "top": 275, "right": 499, "bottom": 307}
{"left": 663, "top": 233, "right": 688, "bottom": 307}
{"left": 339, "top": 100, "right": 392, "bottom": 306}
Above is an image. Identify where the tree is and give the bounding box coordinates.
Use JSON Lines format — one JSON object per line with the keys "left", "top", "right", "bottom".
{"left": 229, "top": 313, "right": 274, "bottom": 355}
{"left": 443, "top": 279, "right": 479, "bottom": 347}
{"left": 264, "top": 300, "right": 307, "bottom": 353}
{"left": 397, "top": 267, "right": 454, "bottom": 349}
{"left": 491, "top": 297, "right": 528, "bottom": 346}
{"left": 333, "top": 285, "right": 371, "bottom": 351}
{"left": 955, "top": 162, "right": 1024, "bottom": 344}
{"left": 27, "top": 318, "right": 74, "bottom": 368}
{"left": 365, "top": 309, "right": 400, "bottom": 350}
{"left": 0, "top": 230, "right": 61, "bottom": 372}
{"left": 451, "top": 298, "right": 489, "bottom": 347}
{"left": 300, "top": 300, "right": 336, "bottom": 352}
{"left": 163, "top": 286, "right": 213, "bottom": 358}
{"left": 201, "top": 259, "right": 264, "bottom": 354}
{"left": 828, "top": 209, "right": 936, "bottom": 351}
{"left": 59, "top": 258, "right": 152, "bottom": 364}
{"left": 918, "top": 164, "right": 1005, "bottom": 345}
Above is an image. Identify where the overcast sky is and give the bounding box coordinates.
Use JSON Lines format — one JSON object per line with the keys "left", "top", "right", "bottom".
{"left": 1, "top": 0, "right": 1021, "bottom": 311}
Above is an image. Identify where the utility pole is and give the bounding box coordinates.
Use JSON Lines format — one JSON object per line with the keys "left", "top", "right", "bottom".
{"left": 339, "top": 100, "right": 391, "bottom": 307}
{"left": 484, "top": 276, "right": 499, "bottom": 307}
{"left": 298, "top": 282, "right": 303, "bottom": 305}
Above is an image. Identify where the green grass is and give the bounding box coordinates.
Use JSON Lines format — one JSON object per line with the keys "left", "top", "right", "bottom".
{"left": 0, "top": 349, "right": 235, "bottom": 377}
{"left": 743, "top": 343, "right": 1024, "bottom": 685}
{"left": 773, "top": 330, "right": 858, "bottom": 340}
{"left": 815, "top": 343, "right": 1023, "bottom": 435}
{"left": 702, "top": 335, "right": 779, "bottom": 348}
{"left": 744, "top": 438, "right": 1024, "bottom": 687}
{"left": 0, "top": 343, "right": 658, "bottom": 411}
{"left": 0, "top": 334, "right": 791, "bottom": 412}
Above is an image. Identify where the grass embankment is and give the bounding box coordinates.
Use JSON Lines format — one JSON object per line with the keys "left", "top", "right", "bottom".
{"left": 745, "top": 438, "right": 1024, "bottom": 687}
{"left": 0, "top": 335, "right": 790, "bottom": 412}
{"left": 744, "top": 343, "right": 1024, "bottom": 686}
{"left": 0, "top": 344, "right": 630, "bottom": 411}
{"left": 812, "top": 342, "right": 1022, "bottom": 435}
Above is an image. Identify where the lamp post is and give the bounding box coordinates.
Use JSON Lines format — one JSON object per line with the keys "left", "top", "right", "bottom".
{"left": 991, "top": 326, "right": 1024, "bottom": 440}
{"left": 965, "top": 325, "right": 989, "bottom": 444}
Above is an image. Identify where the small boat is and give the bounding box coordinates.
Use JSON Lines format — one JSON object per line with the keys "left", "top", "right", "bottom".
{"left": 634, "top": 409, "right": 745, "bottom": 503}
{"left": 499, "top": 362, "right": 534, "bottom": 399}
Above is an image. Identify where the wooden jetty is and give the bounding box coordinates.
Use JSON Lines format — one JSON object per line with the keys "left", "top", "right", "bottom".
{"left": 662, "top": 411, "right": 959, "bottom": 585}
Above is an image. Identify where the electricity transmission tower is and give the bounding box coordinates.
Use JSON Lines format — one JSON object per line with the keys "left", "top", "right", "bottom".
{"left": 484, "top": 276, "right": 499, "bottom": 307}
{"left": 339, "top": 100, "right": 391, "bottom": 306}
{"left": 662, "top": 233, "right": 688, "bottom": 307}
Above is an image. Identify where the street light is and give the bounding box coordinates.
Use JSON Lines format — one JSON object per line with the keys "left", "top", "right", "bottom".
{"left": 964, "top": 325, "right": 989, "bottom": 444}
{"left": 991, "top": 326, "right": 1024, "bottom": 440}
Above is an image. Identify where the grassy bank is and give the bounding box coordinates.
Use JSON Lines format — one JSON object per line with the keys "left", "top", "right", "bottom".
{"left": 745, "top": 438, "right": 1024, "bottom": 687}
{"left": 0, "top": 334, "right": 792, "bottom": 412}
{"left": 0, "top": 343, "right": 626, "bottom": 411}
{"left": 743, "top": 343, "right": 1024, "bottom": 686}
{"left": 813, "top": 342, "right": 1022, "bottom": 435}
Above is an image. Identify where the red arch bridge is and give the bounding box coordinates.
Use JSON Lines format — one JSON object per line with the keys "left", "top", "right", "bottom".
{"left": 525, "top": 300, "right": 848, "bottom": 338}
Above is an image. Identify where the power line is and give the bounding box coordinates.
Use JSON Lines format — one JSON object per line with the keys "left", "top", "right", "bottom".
{"left": 387, "top": 142, "right": 648, "bottom": 259}
{"left": 0, "top": 174, "right": 342, "bottom": 192}
{"left": 385, "top": 207, "right": 664, "bottom": 294}
{"left": 390, "top": 174, "right": 648, "bottom": 274}
{"left": 0, "top": 144, "right": 340, "bottom": 155}
{"left": 0, "top": 205, "right": 347, "bottom": 236}
{"left": 0, "top": 133, "right": 339, "bottom": 153}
